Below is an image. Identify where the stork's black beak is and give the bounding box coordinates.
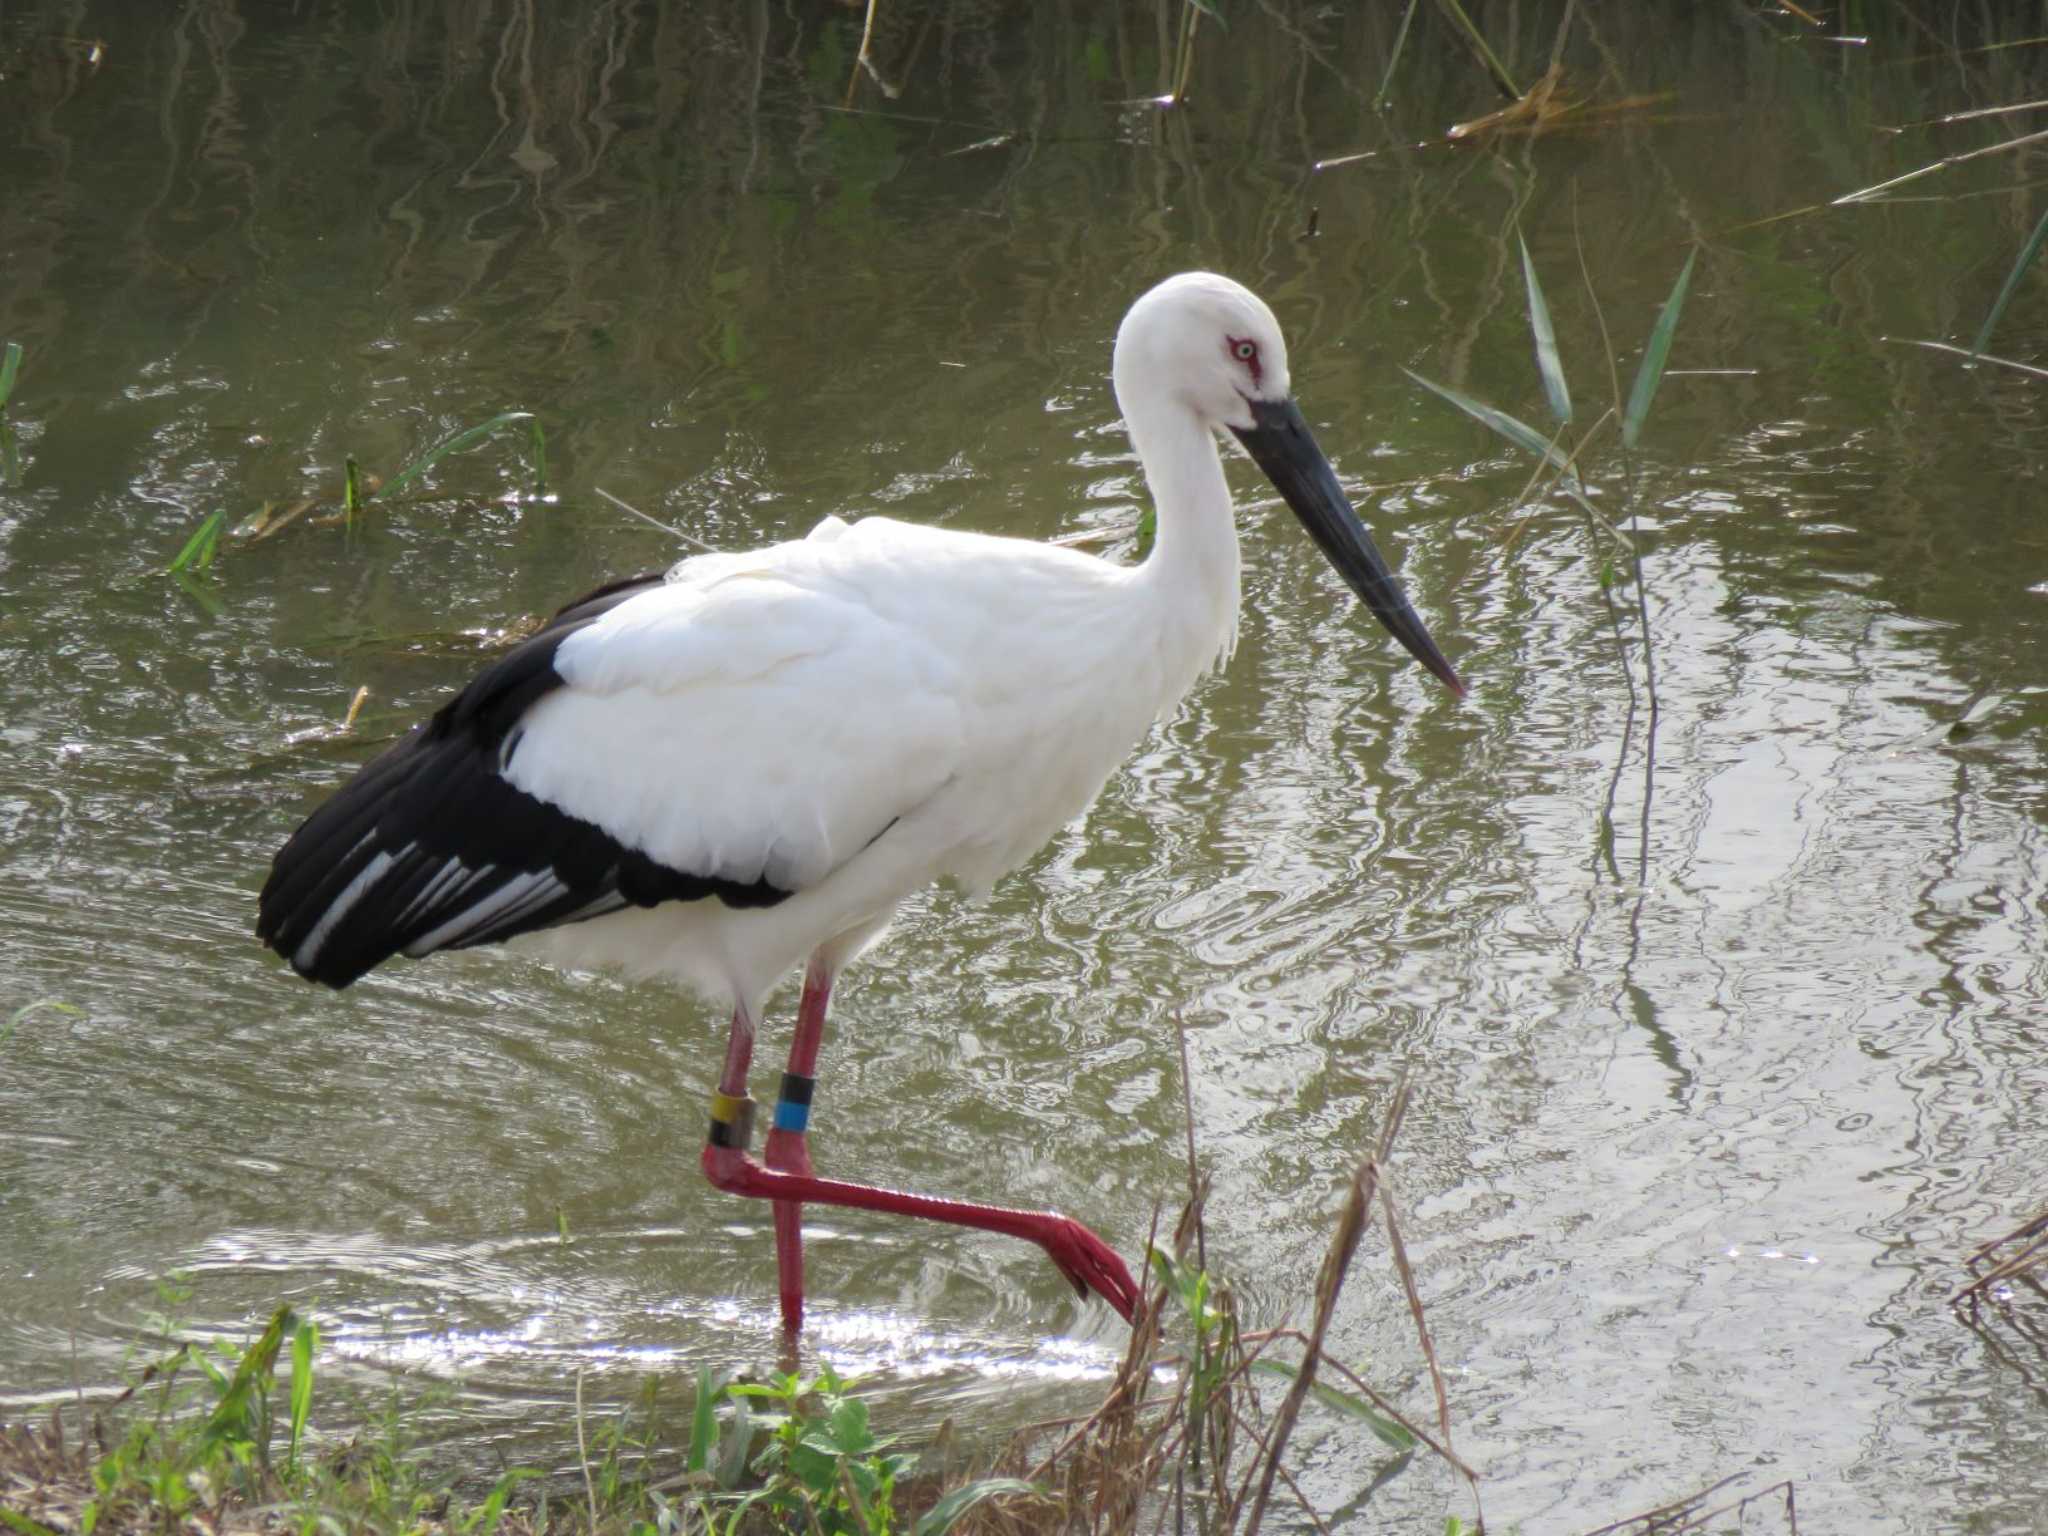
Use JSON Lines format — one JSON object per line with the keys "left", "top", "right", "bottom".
{"left": 1230, "top": 397, "right": 1464, "bottom": 698}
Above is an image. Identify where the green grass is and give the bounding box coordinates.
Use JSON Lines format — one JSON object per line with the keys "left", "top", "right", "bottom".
{"left": 4, "top": 1302, "right": 1050, "bottom": 1536}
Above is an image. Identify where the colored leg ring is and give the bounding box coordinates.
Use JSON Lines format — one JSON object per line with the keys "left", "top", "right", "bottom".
{"left": 708, "top": 1091, "right": 756, "bottom": 1152}
{"left": 773, "top": 1072, "right": 815, "bottom": 1134}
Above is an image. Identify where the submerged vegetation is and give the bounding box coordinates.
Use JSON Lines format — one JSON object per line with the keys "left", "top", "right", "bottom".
{"left": 170, "top": 411, "right": 549, "bottom": 584}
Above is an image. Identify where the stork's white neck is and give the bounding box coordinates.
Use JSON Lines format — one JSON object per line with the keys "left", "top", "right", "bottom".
{"left": 1125, "top": 395, "right": 1243, "bottom": 694}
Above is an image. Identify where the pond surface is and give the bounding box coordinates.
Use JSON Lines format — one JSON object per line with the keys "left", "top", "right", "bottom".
{"left": 3, "top": 3, "right": 2047, "bottom": 1529}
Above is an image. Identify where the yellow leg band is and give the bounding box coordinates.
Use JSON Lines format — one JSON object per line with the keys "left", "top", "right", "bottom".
{"left": 708, "top": 1092, "right": 756, "bottom": 1151}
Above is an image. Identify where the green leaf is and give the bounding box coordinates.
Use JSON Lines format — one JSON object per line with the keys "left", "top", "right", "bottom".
{"left": 201, "top": 1305, "right": 296, "bottom": 1454}
{"left": 166, "top": 509, "right": 227, "bottom": 575}
{"left": 0, "top": 1504, "right": 63, "bottom": 1536}
{"left": 726, "top": 1381, "right": 794, "bottom": 1402}
{"left": 1519, "top": 235, "right": 1572, "bottom": 425}
{"left": 715, "top": 1391, "right": 755, "bottom": 1491}
{"left": 1145, "top": 1244, "right": 1178, "bottom": 1286}
{"left": 1404, "top": 369, "right": 1575, "bottom": 481}
{"left": 0, "top": 340, "right": 22, "bottom": 411}
{"left": 826, "top": 1396, "right": 876, "bottom": 1456}
{"left": 471, "top": 1469, "right": 538, "bottom": 1535}
{"left": 1622, "top": 248, "right": 1696, "bottom": 449}
{"left": 687, "top": 1366, "right": 722, "bottom": 1475}
{"left": 912, "top": 1478, "right": 1043, "bottom": 1536}
{"left": 379, "top": 411, "right": 537, "bottom": 500}
{"left": 789, "top": 1441, "right": 839, "bottom": 1497}
{"left": 287, "top": 1317, "right": 318, "bottom": 1470}
{"left": 1248, "top": 1359, "right": 1416, "bottom": 1451}
{"left": 527, "top": 417, "right": 548, "bottom": 497}
{"left": 1972, "top": 204, "right": 2048, "bottom": 359}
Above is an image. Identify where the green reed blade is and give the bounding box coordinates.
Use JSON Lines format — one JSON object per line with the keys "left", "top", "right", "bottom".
{"left": 379, "top": 410, "right": 536, "bottom": 500}
{"left": 912, "top": 1479, "right": 1044, "bottom": 1536}
{"left": 1375, "top": 0, "right": 1422, "bottom": 112}
{"left": 167, "top": 509, "right": 227, "bottom": 574}
{"left": 1520, "top": 235, "right": 1573, "bottom": 425}
{"left": 1249, "top": 1358, "right": 1416, "bottom": 1451}
{"left": 1405, "top": 367, "right": 1574, "bottom": 479}
{"left": 1623, "top": 248, "right": 1696, "bottom": 449}
{"left": 1970, "top": 204, "right": 2048, "bottom": 360}
{"left": 287, "top": 1317, "right": 317, "bottom": 1473}
{"left": 527, "top": 417, "right": 548, "bottom": 496}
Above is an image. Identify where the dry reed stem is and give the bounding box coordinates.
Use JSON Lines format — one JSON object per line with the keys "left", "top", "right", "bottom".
{"left": 1578, "top": 1471, "right": 1743, "bottom": 1536}
{"left": 1579, "top": 1473, "right": 1798, "bottom": 1536}
{"left": 1882, "top": 337, "right": 2048, "bottom": 382}
{"left": 843, "top": 0, "right": 880, "bottom": 109}
{"left": 1375, "top": 1181, "right": 1452, "bottom": 1453}
{"left": 1956, "top": 1202, "right": 2048, "bottom": 1306}
{"left": 1239, "top": 1078, "right": 1408, "bottom": 1536}
{"left": 1239, "top": 1328, "right": 1475, "bottom": 1481}
{"left": 1834, "top": 125, "right": 2048, "bottom": 204}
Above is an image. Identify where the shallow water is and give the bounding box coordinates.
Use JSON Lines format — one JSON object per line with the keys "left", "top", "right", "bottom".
{"left": 3, "top": 3, "right": 2048, "bottom": 1529}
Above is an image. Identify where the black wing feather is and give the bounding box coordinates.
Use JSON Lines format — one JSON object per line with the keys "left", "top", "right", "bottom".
{"left": 257, "top": 573, "right": 792, "bottom": 990}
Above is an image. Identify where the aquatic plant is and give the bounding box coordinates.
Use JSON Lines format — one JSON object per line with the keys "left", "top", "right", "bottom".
{"left": 166, "top": 410, "right": 549, "bottom": 581}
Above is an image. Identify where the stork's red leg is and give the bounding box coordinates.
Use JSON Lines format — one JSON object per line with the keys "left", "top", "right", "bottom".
{"left": 701, "top": 972, "right": 1139, "bottom": 1327}
{"left": 701, "top": 1146, "right": 1138, "bottom": 1320}
{"left": 763, "top": 957, "right": 831, "bottom": 1334}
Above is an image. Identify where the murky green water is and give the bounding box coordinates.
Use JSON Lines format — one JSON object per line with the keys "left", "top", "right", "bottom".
{"left": 4, "top": 3, "right": 2048, "bottom": 1528}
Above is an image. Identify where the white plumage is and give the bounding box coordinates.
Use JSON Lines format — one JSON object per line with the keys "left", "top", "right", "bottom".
{"left": 508, "top": 510, "right": 1219, "bottom": 1007}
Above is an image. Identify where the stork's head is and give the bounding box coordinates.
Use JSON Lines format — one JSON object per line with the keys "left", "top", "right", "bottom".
{"left": 1113, "top": 271, "right": 1465, "bottom": 698}
{"left": 1113, "top": 271, "right": 1295, "bottom": 432}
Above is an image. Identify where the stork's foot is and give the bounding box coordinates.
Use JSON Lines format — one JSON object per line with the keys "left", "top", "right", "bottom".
{"left": 701, "top": 1144, "right": 1139, "bottom": 1322}
{"left": 1035, "top": 1215, "right": 1140, "bottom": 1321}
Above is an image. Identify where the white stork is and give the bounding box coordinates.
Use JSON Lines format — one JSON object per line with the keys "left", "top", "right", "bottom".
{"left": 257, "top": 271, "right": 1464, "bottom": 1333}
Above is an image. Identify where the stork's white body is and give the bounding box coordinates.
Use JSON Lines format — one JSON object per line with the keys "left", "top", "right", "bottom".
{"left": 511, "top": 300, "right": 1252, "bottom": 1017}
